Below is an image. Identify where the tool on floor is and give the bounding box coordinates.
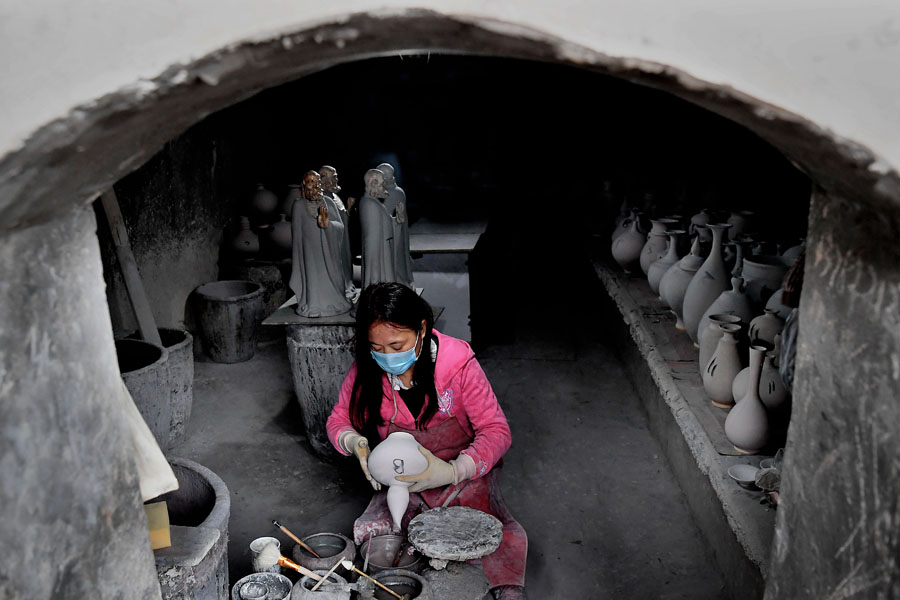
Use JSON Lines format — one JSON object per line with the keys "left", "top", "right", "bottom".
{"left": 256, "top": 541, "right": 322, "bottom": 581}
{"left": 309, "top": 557, "right": 344, "bottom": 593}
{"left": 340, "top": 560, "right": 407, "bottom": 600}
{"left": 272, "top": 519, "right": 321, "bottom": 558}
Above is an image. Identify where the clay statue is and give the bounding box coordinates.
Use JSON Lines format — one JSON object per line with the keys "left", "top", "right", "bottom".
{"left": 367, "top": 432, "right": 429, "bottom": 531}
{"left": 319, "top": 165, "right": 358, "bottom": 301}
{"left": 359, "top": 169, "right": 397, "bottom": 288}
{"left": 289, "top": 171, "right": 352, "bottom": 318}
{"left": 377, "top": 162, "right": 415, "bottom": 288}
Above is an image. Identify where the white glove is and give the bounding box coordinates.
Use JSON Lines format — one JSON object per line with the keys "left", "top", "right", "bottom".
{"left": 339, "top": 430, "right": 381, "bottom": 490}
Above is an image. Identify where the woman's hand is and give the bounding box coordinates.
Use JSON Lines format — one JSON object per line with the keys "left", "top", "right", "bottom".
{"left": 396, "top": 447, "right": 457, "bottom": 492}
{"left": 341, "top": 431, "right": 381, "bottom": 490}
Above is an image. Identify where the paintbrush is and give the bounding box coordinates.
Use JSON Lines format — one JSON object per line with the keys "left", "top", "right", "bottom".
{"left": 256, "top": 541, "right": 323, "bottom": 581}
{"left": 340, "top": 560, "right": 407, "bottom": 600}
{"left": 309, "top": 557, "right": 343, "bottom": 593}
{"left": 272, "top": 519, "right": 321, "bottom": 558}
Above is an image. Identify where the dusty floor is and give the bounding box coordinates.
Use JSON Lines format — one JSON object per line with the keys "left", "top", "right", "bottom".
{"left": 170, "top": 298, "right": 727, "bottom": 599}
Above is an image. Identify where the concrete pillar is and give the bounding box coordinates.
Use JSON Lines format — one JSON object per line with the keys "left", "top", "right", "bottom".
{"left": 0, "top": 206, "right": 161, "bottom": 598}
{"left": 766, "top": 189, "right": 900, "bottom": 599}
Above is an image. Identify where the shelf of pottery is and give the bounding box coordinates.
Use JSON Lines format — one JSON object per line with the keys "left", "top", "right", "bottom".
{"left": 611, "top": 208, "right": 803, "bottom": 456}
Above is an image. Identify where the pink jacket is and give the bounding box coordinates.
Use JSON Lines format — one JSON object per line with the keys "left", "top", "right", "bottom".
{"left": 326, "top": 330, "right": 511, "bottom": 478}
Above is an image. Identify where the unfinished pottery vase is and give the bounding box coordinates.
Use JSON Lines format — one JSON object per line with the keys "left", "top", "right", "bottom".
{"left": 647, "top": 230, "right": 685, "bottom": 296}
{"left": 611, "top": 218, "right": 645, "bottom": 274}
{"left": 251, "top": 184, "right": 279, "bottom": 220}
{"left": 689, "top": 209, "right": 711, "bottom": 236}
{"left": 703, "top": 323, "right": 743, "bottom": 409}
{"left": 683, "top": 223, "right": 732, "bottom": 344}
{"left": 368, "top": 432, "right": 429, "bottom": 531}
{"left": 731, "top": 351, "right": 788, "bottom": 411}
{"left": 764, "top": 287, "right": 792, "bottom": 320}
{"left": 741, "top": 255, "right": 789, "bottom": 305}
{"left": 698, "top": 314, "right": 743, "bottom": 375}
{"left": 749, "top": 309, "right": 785, "bottom": 346}
{"left": 725, "top": 346, "right": 770, "bottom": 454}
{"left": 267, "top": 214, "right": 292, "bottom": 257}
{"left": 659, "top": 236, "right": 704, "bottom": 331}
{"left": 640, "top": 218, "right": 679, "bottom": 275}
{"left": 227, "top": 217, "right": 259, "bottom": 257}
{"left": 697, "top": 277, "right": 755, "bottom": 344}
{"left": 726, "top": 210, "right": 754, "bottom": 241}
{"left": 612, "top": 209, "right": 642, "bottom": 242}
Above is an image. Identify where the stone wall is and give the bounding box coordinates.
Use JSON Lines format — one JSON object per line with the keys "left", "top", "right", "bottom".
{"left": 97, "top": 120, "right": 238, "bottom": 335}
{"left": 766, "top": 189, "right": 900, "bottom": 599}
{"left": 0, "top": 206, "right": 161, "bottom": 598}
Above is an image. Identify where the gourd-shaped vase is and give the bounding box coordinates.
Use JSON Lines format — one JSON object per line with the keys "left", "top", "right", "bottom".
{"left": 697, "top": 277, "right": 755, "bottom": 344}
{"left": 726, "top": 210, "right": 754, "bottom": 241}
{"left": 648, "top": 230, "right": 685, "bottom": 296}
{"left": 368, "top": 432, "right": 429, "bottom": 531}
{"left": 682, "top": 223, "right": 732, "bottom": 344}
{"left": 267, "top": 214, "right": 292, "bottom": 256}
{"left": 611, "top": 218, "right": 645, "bottom": 274}
{"left": 732, "top": 350, "right": 788, "bottom": 411}
{"left": 741, "top": 256, "right": 789, "bottom": 304}
{"left": 251, "top": 184, "right": 279, "bottom": 221}
{"left": 689, "top": 208, "right": 711, "bottom": 236}
{"left": 764, "top": 287, "right": 792, "bottom": 320}
{"left": 760, "top": 353, "right": 789, "bottom": 411}
{"left": 725, "top": 346, "right": 770, "bottom": 454}
{"left": 640, "top": 218, "right": 679, "bottom": 275}
{"left": 698, "top": 314, "right": 743, "bottom": 375}
{"left": 227, "top": 216, "right": 259, "bottom": 257}
{"left": 730, "top": 238, "right": 753, "bottom": 277}
{"left": 659, "top": 236, "right": 704, "bottom": 331}
{"left": 281, "top": 184, "right": 302, "bottom": 220}
{"left": 703, "top": 323, "right": 743, "bottom": 409}
{"left": 749, "top": 309, "right": 785, "bottom": 346}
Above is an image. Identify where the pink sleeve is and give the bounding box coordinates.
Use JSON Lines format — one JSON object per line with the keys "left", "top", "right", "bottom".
{"left": 456, "top": 357, "right": 512, "bottom": 478}
{"left": 326, "top": 363, "right": 359, "bottom": 455}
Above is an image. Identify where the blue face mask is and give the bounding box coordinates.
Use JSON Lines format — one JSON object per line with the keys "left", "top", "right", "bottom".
{"left": 370, "top": 331, "right": 422, "bottom": 375}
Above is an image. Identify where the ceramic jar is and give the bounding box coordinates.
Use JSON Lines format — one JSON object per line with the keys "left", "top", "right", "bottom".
{"left": 648, "top": 230, "right": 685, "bottom": 296}
{"left": 683, "top": 223, "right": 732, "bottom": 344}
{"left": 702, "top": 323, "right": 743, "bottom": 408}
{"left": 612, "top": 208, "right": 642, "bottom": 242}
{"left": 741, "top": 255, "right": 789, "bottom": 305}
{"left": 698, "top": 314, "right": 743, "bottom": 375}
{"left": 780, "top": 239, "right": 806, "bottom": 264}
{"left": 764, "top": 287, "right": 792, "bottom": 320}
{"left": 726, "top": 210, "right": 755, "bottom": 241}
{"left": 725, "top": 346, "right": 770, "bottom": 454}
{"left": 227, "top": 216, "right": 259, "bottom": 257}
{"left": 267, "top": 214, "right": 292, "bottom": 257}
{"left": 659, "top": 236, "right": 705, "bottom": 331}
{"left": 281, "top": 184, "right": 302, "bottom": 220}
{"left": 251, "top": 184, "right": 279, "bottom": 221}
{"left": 749, "top": 309, "right": 785, "bottom": 346}
{"left": 689, "top": 209, "right": 711, "bottom": 236}
{"left": 611, "top": 218, "right": 645, "bottom": 274}
{"left": 697, "top": 277, "right": 755, "bottom": 344}
{"left": 368, "top": 432, "right": 429, "bottom": 531}
{"left": 640, "top": 218, "right": 679, "bottom": 275}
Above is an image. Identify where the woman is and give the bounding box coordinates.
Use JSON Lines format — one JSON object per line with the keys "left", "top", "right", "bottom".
{"left": 326, "top": 282, "right": 527, "bottom": 600}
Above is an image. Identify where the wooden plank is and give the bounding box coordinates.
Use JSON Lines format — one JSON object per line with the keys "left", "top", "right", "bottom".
{"left": 99, "top": 189, "right": 162, "bottom": 347}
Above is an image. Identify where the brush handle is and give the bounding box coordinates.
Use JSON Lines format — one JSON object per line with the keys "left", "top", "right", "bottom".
{"left": 351, "top": 566, "right": 404, "bottom": 599}
{"left": 278, "top": 525, "right": 321, "bottom": 558}
{"left": 277, "top": 556, "right": 322, "bottom": 581}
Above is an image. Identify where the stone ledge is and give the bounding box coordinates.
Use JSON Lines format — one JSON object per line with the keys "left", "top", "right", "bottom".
{"left": 593, "top": 260, "right": 775, "bottom": 588}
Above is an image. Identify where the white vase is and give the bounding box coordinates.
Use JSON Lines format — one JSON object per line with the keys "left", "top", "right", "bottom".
{"left": 368, "top": 432, "right": 429, "bottom": 531}
{"left": 749, "top": 309, "right": 785, "bottom": 346}
{"left": 702, "top": 323, "right": 743, "bottom": 409}
{"left": 697, "top": 277, "right": 754, "bottom": 344}
{"left": 659, "top": 236, "right": 704, "bottom": 331}
{"left": 725, "top": 345, "right": 770, "bottom": 454}
{"left": 647, "top": 229, "right": 685, "bottom": 296}
{"left": 640, "top": 218, "right": 679, "bottom": 275}
{"left": 683, "top": 223, "right": 732, "bottom": 344}
{"left": 698, "top": 314, "right": 743, "bottom": 375}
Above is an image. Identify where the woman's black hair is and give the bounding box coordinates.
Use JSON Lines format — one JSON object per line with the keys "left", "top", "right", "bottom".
{"left": 350, "top": 282, "right": 438, "bottom": 443}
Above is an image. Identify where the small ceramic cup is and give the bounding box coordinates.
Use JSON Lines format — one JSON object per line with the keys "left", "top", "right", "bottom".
{"left": 250, "top": 536, "right": 282, "bottom": 574}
